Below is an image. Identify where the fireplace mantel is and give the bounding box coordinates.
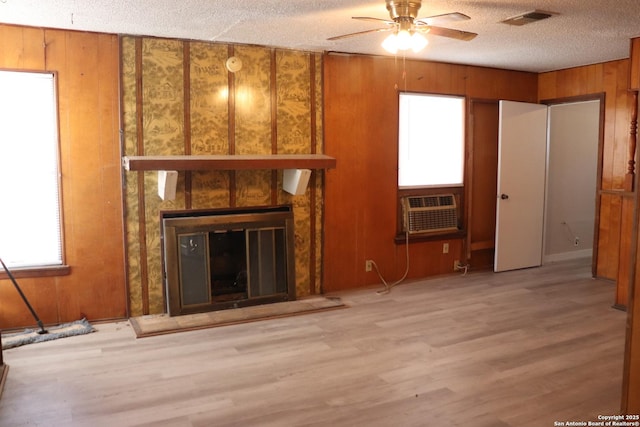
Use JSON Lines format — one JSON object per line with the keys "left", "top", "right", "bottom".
{"left": 122, "top": 154, "right": 336, "bottom": 171}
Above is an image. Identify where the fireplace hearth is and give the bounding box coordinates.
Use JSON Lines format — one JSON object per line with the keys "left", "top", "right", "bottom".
{"left": 161, "top": 205, "right": 296, "bottom": 316}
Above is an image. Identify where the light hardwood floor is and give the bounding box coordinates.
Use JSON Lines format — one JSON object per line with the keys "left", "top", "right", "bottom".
{"left": 0, "top": 258, "right": 627, "bottom": 426}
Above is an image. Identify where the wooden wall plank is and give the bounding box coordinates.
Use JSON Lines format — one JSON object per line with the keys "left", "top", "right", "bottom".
{"left": 614, "top": 60, "right": 632, "bottom": 189}
{"left": 623, "top": 37, "right": 640, "bottom": 413}
{"left": 0, "top": 25, "right": 45, "bottom": 69}
{"left": 538, "top": 72, "right": 558, "bottom": 100}
{"left": 630, "top": 38, "right": 640, "bottom": 90}
{"left": 624, "top": 174, "right": 640, "bottom": 412}
{"left": 597, "top": 193, "right": 623, "bottom": 280}
{"left": 324, "top": 55, "right": 399, "bottom": 290}
{"left": 602, "top": 63, "right": 619, "bottom": 190}
{"left": 624, "top": 262, "right": 640, "bottom": 411}
{"left": 49, "top": 29, "right": 126, "bottom": 322}
{"left": 617, "top": 195, "right": 635, "bottom": 308}
{"left": 468, "top": 100, "right": 499, "bottom": 269}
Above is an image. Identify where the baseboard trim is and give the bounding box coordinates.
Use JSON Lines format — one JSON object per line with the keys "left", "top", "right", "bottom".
{"left": 543, "top": 249, "right": 593, "bottom": 263}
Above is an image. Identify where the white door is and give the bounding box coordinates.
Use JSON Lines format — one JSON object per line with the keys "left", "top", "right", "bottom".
{"left": 494, "top": 101, "right": 548, "bottom": 272}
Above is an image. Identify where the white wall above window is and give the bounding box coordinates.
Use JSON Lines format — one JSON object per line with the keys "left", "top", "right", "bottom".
{"left": 398, "top": 93, "right": 465, "bottom": 188}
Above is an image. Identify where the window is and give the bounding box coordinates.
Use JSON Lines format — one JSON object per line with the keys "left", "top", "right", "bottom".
{"left": 398, "top": 92, "right": 465, "bottom": 188}
{"left": 0, "top": 70, "right": 63, "bottom": 270}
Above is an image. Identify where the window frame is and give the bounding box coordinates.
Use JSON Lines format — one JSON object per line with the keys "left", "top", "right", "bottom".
{"left": 0, "top": 69, "right": 69, "bottom": 279}
{"left": 396, "top": 91, "right": 468, "bottom": 241}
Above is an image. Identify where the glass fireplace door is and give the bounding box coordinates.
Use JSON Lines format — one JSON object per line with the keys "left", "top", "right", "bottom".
{"left": 162, "top": 205, "right": 296, "bottom": 316}
{"left": 178, "top": 233, "right": 211, "bottom": 306}
{"left": 247, "top": 227, "right": 288, "bottom": 297}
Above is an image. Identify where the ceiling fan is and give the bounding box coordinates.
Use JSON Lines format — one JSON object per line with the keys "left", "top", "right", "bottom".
{"left": 328, "top": 0, "right": 478, "bottom": 53}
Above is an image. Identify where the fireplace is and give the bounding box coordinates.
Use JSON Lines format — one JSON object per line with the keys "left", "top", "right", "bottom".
{"left": 161, "top": 205, "right": 296, "bottom": 316}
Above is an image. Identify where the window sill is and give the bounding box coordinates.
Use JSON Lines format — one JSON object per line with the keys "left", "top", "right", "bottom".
{"left": 394, "top": 229, "right": 467, "bottom": 244}
{"left": 0, "top": 265, "right": 71, "bottom": 280}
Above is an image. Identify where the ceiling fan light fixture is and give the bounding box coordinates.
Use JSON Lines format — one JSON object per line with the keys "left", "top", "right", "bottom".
{"left": 331, "top": 1, "right": 476, "bottom": 50}
{"left": 382, "top": 30, "right": 428, "bottom": 54}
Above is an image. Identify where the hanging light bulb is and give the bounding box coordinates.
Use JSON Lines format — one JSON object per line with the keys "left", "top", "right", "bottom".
{"left": 382, "top": 33, "right": 399, "bottom": 54}
{"left": 410, "top": 32, "right": 428, "bottom": 52}
{"left": 395, "top": 29, "right": 412, "bottom": 50}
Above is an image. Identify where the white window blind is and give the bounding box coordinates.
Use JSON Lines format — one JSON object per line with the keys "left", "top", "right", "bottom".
{"left": 0, "top": 70, "right": 63, "bottom": 268}
{"left": 398, "top": 93, "right": 465, "bottom": 188}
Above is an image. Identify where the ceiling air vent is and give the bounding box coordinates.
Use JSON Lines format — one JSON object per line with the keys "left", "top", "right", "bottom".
{"left": 501, "top": 10, "right": 558, "bottom": 26}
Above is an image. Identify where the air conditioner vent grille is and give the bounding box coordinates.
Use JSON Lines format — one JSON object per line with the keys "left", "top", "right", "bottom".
{"left": 407, "top": 194, "right": 455, "bottom": 208}
{"left": 402, "top": 194, "right": 458, "bottom": 234}
{"left": 501, "top": 9, "right": 558, "bottom": 26}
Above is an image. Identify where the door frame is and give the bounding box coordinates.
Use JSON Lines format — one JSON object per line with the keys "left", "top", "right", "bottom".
{"left": 540, "top": 93, "right": 606, "bottom": 278}
{"left": 465, "top": 99, "right": 500, "bottom": 268}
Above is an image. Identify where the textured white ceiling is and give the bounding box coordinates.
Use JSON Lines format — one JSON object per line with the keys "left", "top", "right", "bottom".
{"left": 1, "top": 0, "right": 640, "bottom": 72}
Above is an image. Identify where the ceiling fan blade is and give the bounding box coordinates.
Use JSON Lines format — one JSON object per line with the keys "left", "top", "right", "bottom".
{"left": 426, "top": 25, "right": 478, "bottom": 41}
{"left": 417, "top": 12, "right": 471, "bottom": 24}
{"left": 352, "top": 16, "right": 396, "bottom": 26}
{"left": 328, "top": 27, "right": 393, "bottom": 41}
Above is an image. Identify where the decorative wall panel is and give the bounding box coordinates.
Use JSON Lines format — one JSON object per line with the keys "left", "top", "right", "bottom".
{"left": 121, "top": 36, "right": 324, "bottom": 315}
{"left": 189, "top": 42, "right": 230, "bottom": 209}
{"left": 121, "top": 36, "right": 143, "bottom": 315}
{"left": 276, "top": 50, "right": 313, "bottom": 296}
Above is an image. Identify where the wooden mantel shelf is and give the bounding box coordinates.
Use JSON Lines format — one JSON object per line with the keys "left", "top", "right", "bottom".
{"left": 122, "top": 154, "right": 337, "bottom": 171}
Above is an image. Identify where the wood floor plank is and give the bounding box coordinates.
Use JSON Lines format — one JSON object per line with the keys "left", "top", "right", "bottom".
{"left": 0, "top": 258, "right": 626, "bottom": 426}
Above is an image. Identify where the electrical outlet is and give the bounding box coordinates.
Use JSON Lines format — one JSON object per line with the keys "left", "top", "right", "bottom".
{"left": 442, "top": 243, "right": 449, "bottom": 254}
{"left": 365, "top": 260, "right": 373, "bottom": 272}
{"left": 574, "top": 237, "right": 580, "bottom": 246}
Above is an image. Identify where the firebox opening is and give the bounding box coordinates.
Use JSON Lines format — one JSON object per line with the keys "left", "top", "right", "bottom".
{"left": 210, "top": 230, "right": 247, "bottom": 302}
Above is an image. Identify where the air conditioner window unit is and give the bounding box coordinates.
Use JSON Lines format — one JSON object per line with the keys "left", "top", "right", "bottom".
{"left": 402, "top": 194, "right": 458, "bottom": 234}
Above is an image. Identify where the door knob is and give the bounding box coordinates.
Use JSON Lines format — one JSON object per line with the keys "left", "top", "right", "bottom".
{"left": 500, "top": 194, "right": 509, "bottom": 200}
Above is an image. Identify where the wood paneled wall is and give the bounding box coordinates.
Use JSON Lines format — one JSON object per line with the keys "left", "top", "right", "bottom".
{"left": 539, "top": 60, "right": 633, "bottom": 307}
{"left": 0, "top": 25, "right": 126, "bottom": 329}
{"left": 622, "top": 36, "right": 640, "bottom": 414}
{"left": 467, "top": 100, "right": 499, "bottom": 269}
{"left": 121, "top": 37, "right": 324, "bottom": 316}
{"left": 625, "top": 225, "right": 640, "bottom": 412}
{"left": 323, "top": 55, "right": 538, "bottom": 292}
{"left": 630, "top": 38, "right": 640, "bottom": 90}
